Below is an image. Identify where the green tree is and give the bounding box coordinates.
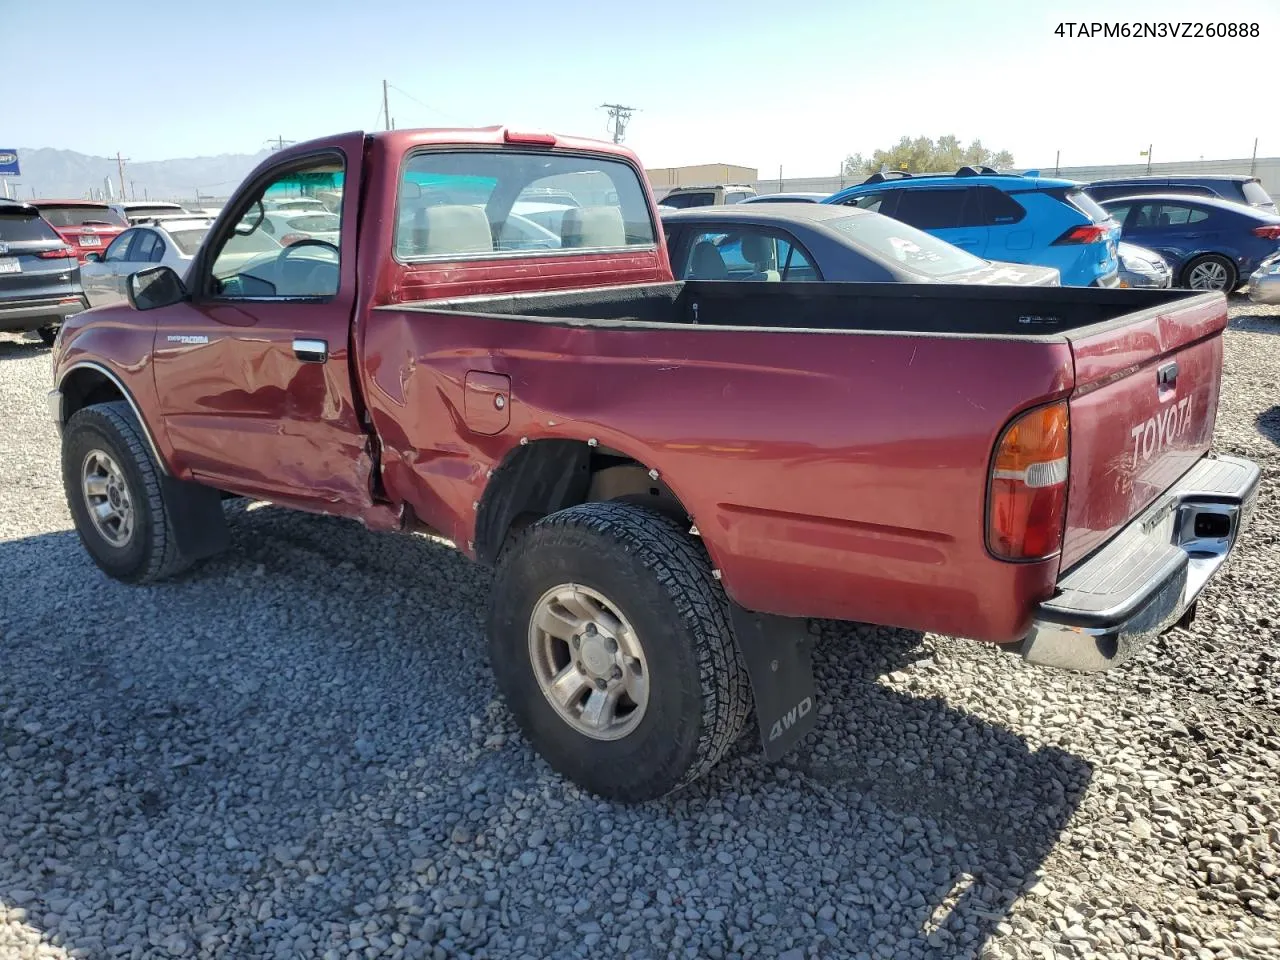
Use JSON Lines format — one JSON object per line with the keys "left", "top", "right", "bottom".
{"left": 843, "top": 136, "right": 1015, "bottom": 178}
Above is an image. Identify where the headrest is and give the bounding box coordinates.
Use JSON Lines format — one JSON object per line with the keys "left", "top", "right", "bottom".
{"left": 561, "top": 206, "right": 625, "bottom": 248}
{"left": 740, "top": 233, "right": 773, "bottom": 264}
{"left": 414, "top": 204, "right": 493, "bottom": 256}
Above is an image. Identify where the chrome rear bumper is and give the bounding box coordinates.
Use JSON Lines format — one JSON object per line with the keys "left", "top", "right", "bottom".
{"left": 1020, "top": 454, "right": 1260, "bottom": 672}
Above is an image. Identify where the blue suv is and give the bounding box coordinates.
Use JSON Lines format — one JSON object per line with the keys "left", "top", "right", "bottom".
{"left": 824, "top": 167, "right": 1121, "bottom": 287}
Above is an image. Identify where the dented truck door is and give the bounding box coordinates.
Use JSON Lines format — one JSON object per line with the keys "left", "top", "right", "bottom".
{"left": 149, "top": 135, "right": 376, "bottom": 509}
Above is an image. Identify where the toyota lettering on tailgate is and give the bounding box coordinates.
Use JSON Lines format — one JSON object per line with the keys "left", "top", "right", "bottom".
{"left": 1130, "top": 397, "right": 1193, "bottom": 468}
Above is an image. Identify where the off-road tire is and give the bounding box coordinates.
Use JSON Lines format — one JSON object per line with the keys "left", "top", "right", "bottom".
{"left": 488, "top": 501, "right": 752, "bottom": 802}
{"left": 62, "top": 401, "right": 195, "bottom": 584}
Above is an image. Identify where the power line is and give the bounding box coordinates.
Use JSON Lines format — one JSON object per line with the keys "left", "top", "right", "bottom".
{"left": 266, "top": 136, "right": 297, "bottom": 152}
{"left": 600, "top": 104, "right": 638, "bottom": 144}
{"left": 387, "top": 83, "right": 462, "bottom": 124}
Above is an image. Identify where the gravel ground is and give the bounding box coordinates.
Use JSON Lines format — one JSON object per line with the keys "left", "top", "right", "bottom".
{"left": 1, "top": 300, "right": 1278, "bottom": 960}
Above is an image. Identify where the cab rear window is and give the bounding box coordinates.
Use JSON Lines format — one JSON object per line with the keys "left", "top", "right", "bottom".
{"left": 395, "top": 150, "right": 656, "bottom": 259}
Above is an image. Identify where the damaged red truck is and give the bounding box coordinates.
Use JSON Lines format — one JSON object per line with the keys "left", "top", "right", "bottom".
{"left": 48, "top": 128, "right": 1259, "bottom": 802}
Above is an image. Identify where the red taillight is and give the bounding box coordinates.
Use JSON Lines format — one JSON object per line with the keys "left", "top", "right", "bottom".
{"left": 37, "top": 246, "right": 76, "bottom": 259}
{"left": 280, "top": 233, "right": 307, "bottom": 246}
{"left": 987, "top": 401, "right": 1070, "bottom": 561}
{"left": 1252, "top": 224, "right": 1280, "bottom": 240}
{"left": 1053, "top": 224, "right": 1110, "bottom": 245}
{"left": 503, "top": 129, "right": 557, "bottom": 146}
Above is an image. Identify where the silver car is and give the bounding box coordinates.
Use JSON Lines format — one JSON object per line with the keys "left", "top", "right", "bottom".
{"left": 1116, "top": 241, "right": 1172, "bottom": 289}
{"left": 1248, "top": 250, "right": 1280, "bottom": 304}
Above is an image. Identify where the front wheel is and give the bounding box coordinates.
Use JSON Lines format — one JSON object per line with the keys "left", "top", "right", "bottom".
{"left": 1181, "top": 254, "right": 1237, "bottom": 292}
{"left": 487, "top": 502, "right": 752, "bottom": 802}
{"left": 62, "top": 402, "right": 197, "bottom": 583}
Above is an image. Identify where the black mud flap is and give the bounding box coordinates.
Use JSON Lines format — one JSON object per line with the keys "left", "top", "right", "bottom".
{"left": 728, "top": 603, "right": 817, "bottom": 761}
{"left": 160, "top": 475, "right": 229, "bottom": 561}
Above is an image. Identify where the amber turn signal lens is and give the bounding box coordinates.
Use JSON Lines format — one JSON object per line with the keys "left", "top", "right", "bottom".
{"left": 987, "top": 401, "right": 1069, "bottom": 561}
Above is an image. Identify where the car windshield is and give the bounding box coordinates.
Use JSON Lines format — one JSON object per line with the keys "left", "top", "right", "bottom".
{"left": 1243, "top": 181, "right": 1273, "bottom": 205}
{"left": 0, "top": 212, "right": 60, "bottom": 243}
{"left": 825, "top": 213, "right": 990, "bottom": 277}
{"left": 226, "top": 230, "right": 282, "bottom": 254}
{"left": 38, "top": 205, "right": 128, "bottom": 228}
{"left": 1066, "top": 189, "right": 1113, "bottom": 224}
{"left": 168, "top": 227, "right": 210, "bottom": 256}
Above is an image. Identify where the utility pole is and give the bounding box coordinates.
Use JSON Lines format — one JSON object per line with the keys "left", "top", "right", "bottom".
{"left": 267, "top": 136, "right": 297, "bottom": 152}
{"left": 1054, "top": 150, "right": 1060, "bottom": 176}
{"left": 1145, "top": 144, "right": 1153, "bottom": 175}
{"left": 600, "top": 103, "right": 637, "bottom": 144}
{"left": 383, "top": 79, "right": 391, "bottom": 131}
{"left": 116, "top": 152, "right": 129, "bottom": 201}
{"left": 1250, "top": 137, "right": 1258, "bottom": 177}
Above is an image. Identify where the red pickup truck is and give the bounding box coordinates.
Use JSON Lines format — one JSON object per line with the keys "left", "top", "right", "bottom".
{"left": 47, "top": 127, "right": 1259, "bottom": 802}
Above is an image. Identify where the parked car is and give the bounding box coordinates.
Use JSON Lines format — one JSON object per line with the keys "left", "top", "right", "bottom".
{"left": 657, "top": 184, "right": 756, "bottom": 208}
{"left": 108, "top": 201, "right": 191, "bottom": 224}
{"left": 740, "top": 192, "right": 830, "bottom": 204}
{"left": 0, "top": 200, "right": 88, "bottom": 345}
{"left": 1248, "top": 250, "right": 1280, "bottom": 304}
{"left": 662, "top": 204, "right": 1060, "bottom": 285}
{"left": 259, "top": 210, "right": 341, "bottom": 246}
{"left": 48, "top": 127, "right": 1258, "bottom": 804}
{"left": 1098, "top": 194, "right": 1280, "bottom": 291}
{"left": 81, "top": 218, "right": 211, "bottom": 307}
{"left": 1116, "top": 241, "right": 1172, "bottom": 288}
{"left": 824, "top": 168, "right": 1121, "bottom": 287}
{"left": 263, "top": 197, "right": 330, "bottom": 214}
{"left": 1085, "top": 175, "right": 1276, "bottom": 214}
{"left": 30, "top": 200, "right": 129, "bottom": 262}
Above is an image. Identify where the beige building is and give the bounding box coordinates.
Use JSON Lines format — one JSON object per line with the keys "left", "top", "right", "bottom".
{"left": 646, "top": 163, "right": 758, "bottom": 194}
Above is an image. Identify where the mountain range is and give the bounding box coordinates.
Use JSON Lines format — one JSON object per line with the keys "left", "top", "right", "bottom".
{"left": 2, "top": 147, "right": 274, "bottom": 203}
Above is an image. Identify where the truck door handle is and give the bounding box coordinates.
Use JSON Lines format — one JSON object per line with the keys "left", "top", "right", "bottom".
{"left": 1157, "top": 361, "right": 1178, "bottom": 387}
{"left": 293, "top": 338, "right": 328, "bottom": 363}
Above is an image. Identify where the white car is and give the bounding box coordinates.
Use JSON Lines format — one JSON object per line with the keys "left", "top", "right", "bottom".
{"left": 259, "top": 211, "right": 341, "bottom": 246}
{"left": 108, "top": 200, "right": 192, "bottom": 224}
{"left": 80, "top": 218, "right": 282, "bottom": 307}
{"left": 263, "top": 197, "right": 330, "bottom": 214}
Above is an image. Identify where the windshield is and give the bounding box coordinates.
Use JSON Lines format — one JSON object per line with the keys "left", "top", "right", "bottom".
{"left": 38, "top": 205, "right": 127, "bottom": 228}
{"left": 1066, "top": 189, "right": 1113, "bottom": 224}
{"left": 225, "top": 230, "right": 281, "bottom": 254}
{"left": 0, "top": 213, "right": 60, "bottom": 243}
{"left": 168, "top": 227, "right": 210, "bottom": 256}
{"left": 825, "top": 213, "right": 990, "bottom": 277}
{"left": 126, "top": 204, "right": 186, "bottom": 219}
{"left": 1244, "top": 180, "right": 1274, "bottom": 206}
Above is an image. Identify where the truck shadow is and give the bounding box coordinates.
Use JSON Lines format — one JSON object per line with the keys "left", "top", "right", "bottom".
{"left": 1257, "top": 405, "right": 1280, "bottom": 447}
{"left": 0, "top": 503, "right": 1088, "bottom": 959}
{"left": 0, "top": 336, "right": 49, "bottom": 361}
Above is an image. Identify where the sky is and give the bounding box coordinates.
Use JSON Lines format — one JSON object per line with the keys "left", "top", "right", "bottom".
{"left": 5, "top": 0, "right": 1278, "bottom": 175}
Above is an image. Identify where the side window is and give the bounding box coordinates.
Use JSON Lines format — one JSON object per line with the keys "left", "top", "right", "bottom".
{"left": 976, "top": 187, "right": 1026, "bottom": 226}
{"left": 841, "top": 191, "right": 886, "bottom": 212}
{"left": 1155, "top": 204, "right": 1200, "bottom": 227}
{"left": 260, "top": 217, "right": 276, "bottom": 236}
{"left": 206, "top": 157, "right": 344, "bottom": 298}
{"left": 724, "top": 191, "right": 750, "bottom": 205}
{"left": 680, "top": 229, "right": 818, "bottom": 282}
{"left": 131, "top": 230, "right": 160, "bottom": 262}
{"left": 663, "top": 192, "right": 715, "bottom": 209}
{"left": 1131, "top": 203, "right": 1162, "bottom": 228}
{"left": 1104, "top": 203, "right": 1134, "bottom": 227}
{"left": 103, "top": 230, "right": 136, "bottom": 262}
{"left": 891, "top": 189, "right": 968, "bottom": 229}
{"left": 1186, "top": 207, "right": 1210, "bottom": 224}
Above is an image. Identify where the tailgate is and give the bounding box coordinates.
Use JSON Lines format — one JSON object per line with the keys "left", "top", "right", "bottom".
{"left": 1061, "top": 293, "right": 1225, "bottom": 568}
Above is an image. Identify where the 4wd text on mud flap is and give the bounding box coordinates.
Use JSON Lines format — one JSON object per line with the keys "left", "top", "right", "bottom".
{"left": 1131, "top": 397, "right": 1193, "bottom": 468}
{"left": 768, "top": 696, "right": 812, "bottom": 742}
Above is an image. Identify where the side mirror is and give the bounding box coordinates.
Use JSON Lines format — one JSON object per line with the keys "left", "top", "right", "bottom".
{"left": 83, "top": 252, "right": 102, "bottom": 263}
{"left": 234, "top": 200, "right": 266, "bottom": 236}
{"left": 126, "top": 266, "right": 187, "bottom": 311}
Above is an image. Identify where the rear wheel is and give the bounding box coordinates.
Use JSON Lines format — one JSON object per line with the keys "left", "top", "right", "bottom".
{"left": 1181, "top": 254, "right": 1237, "bottom": 292}
{"left": 488, "top": 502, "right": 752, "bottom": 802}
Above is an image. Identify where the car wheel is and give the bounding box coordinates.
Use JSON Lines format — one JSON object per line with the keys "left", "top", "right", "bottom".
{"left": 1181, "top": 254, "right": 1238, "bottom": 292}
{"left": 37, "top": 324, "right": 59, "bottom": 347}
{"left": 488, "top": 501, "right": 752, "bottom": 802}
{"left": 62, "top": 401, "right": 198, "bottom": 583}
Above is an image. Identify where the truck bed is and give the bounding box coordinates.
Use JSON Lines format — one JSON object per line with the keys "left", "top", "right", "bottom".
{"left": 413, "top": 280, "right": 1211, "bottom": 339}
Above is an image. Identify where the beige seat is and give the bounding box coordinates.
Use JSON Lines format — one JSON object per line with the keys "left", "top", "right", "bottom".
{"left": 740, "top": 233, "right": 780, "bottom": 281}
{"left": 561, "top": 206, "right": 625, "bottom": 248}
{"left": 408, "top": 204, "right": 494, "bottom": 256}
